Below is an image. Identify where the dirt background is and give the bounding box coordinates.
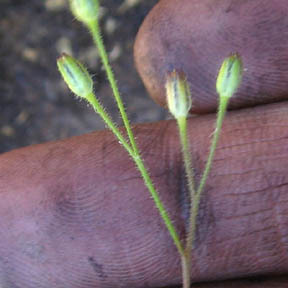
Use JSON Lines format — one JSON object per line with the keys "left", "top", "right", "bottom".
{"left": 0, "top": 0, "right": 169, "bottom": 153}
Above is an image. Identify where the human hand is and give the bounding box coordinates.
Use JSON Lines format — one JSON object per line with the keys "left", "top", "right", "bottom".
{"left": 1, "top": 0, "right": 288, "bottom": 287}
{"left": 1, "top": 101, "right": 288, "bottom": 287}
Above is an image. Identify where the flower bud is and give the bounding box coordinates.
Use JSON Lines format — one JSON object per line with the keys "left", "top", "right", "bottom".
{"left": 165, "top": 70, "right": 192, "bottom": 119}
{"left": 216, "top": 53, "right": 243, "bottom": 99}
{"left": 57, "top": 53, "right": 93, "bottom": 99}
{"left": 69, "top": 0, "right": 99, "bottom": 25}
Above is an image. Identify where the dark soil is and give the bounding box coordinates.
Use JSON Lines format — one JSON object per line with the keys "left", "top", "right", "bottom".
{"left": 0, "top": 0, "right": 168, "bottom": 153}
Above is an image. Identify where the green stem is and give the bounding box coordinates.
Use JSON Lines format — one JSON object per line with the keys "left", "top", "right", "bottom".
{"left": 181, "top": 254, "right": 191, "bottom": 288}
{"left": 87, "top": 19, "right": 138, "bottom": 155}
{"left": 188, "top": 96, "right": 229, "bottom": 248}
{"left": 86, "top": 92, "right": 133, "bottom": 155}
{"left": 86, "top": 92, "right": 184, "bottom": 256}
{"left": 196, "top": 97, "right": 229, "bottom": 197}
{"left": 84, "top": 11, "right": 185, "bottom": 264}
{"left": 134, "top": 157, "right": 185, "bottom": 256}
{"left": 176, "top": 116, "right": 197, "bottom": 256}
{"left": 177, "top": 117, "right": 196, "bottom": 198}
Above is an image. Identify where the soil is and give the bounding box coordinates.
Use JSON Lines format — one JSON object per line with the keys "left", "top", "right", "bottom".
{"left": 0, "top": 0, "right": 169, "bottom": 153}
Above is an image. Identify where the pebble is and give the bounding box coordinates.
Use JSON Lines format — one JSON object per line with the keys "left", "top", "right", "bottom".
{"left": 45, "top": 0, "right": 67, "bottom": 11}
{"left": 1, "top": 126, "right": 15, "bottom": 137}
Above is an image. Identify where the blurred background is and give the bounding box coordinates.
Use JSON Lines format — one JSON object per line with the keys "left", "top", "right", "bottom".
{"left": 0, "top": 0, "right": 168, "bottom": 153}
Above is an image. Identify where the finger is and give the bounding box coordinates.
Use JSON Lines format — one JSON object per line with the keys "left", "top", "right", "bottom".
{"left": 134, "top": 0, "right": 288, "bottom": 114}
{"left": 1, "top": 102, "right": 288, "bottom": 287}
{"left": 184, "top": 275, "right": 288, "bottom": 288}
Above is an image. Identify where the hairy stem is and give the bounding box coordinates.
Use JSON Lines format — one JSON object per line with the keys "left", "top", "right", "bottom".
{"left": 86, "top": 92, "right": 133, "bottom": 154}
{"left": 86, "top": 92, "right": 185, "bottom": 256}
{"left": 177, "top": 116, "right": 197, "bottom": 256}
{"left": 177, "top": 116, "right": 196, "bottom": 198}
{"left": 85, "top": 13, "right": 185, "bottom": 275}
{"left": 134, "top": 157, "right": 185, "bottom": 256}
{"left": 188, "top": 97, "right": 229, "bottom": 248}
{"left": 181, "top": 254, "right": 191, "bottom": 288}
{"left": 87, "top": 19, "right": 138, "bottom": 154}
{"left": 196, "top": 97, "right": 229, "bottom": 197}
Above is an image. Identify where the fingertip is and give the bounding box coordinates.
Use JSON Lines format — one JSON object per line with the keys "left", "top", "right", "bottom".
{"left": 134, "top": 0, "right": 288, "bottom": 114}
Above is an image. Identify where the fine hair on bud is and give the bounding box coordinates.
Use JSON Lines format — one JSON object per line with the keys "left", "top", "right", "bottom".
{"left": 57, "top": 53, "right": 93, "bottom": 99}
{"left": 216, "top": 53, "right": 243, "bottom": 99}
{"left": 165, "top": 70, "right": 192, "bottom": 119}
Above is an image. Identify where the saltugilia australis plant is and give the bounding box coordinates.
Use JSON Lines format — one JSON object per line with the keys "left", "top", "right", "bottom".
{"left": 57, "top": 0, "right": 243, "bottom": 287}
{"left": 166, "top": 54, "right": 243, "bottom": 288}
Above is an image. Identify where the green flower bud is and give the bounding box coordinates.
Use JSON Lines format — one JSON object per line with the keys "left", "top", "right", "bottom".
{"left": 216, "top": 53, "right": 243, "bottom": 99}
{"left": 57, "top": 53, "right": 93, "bottom": 99}
{"left": 69, "top": 0, "right": 99, "bottom": 25}
{"left": 165, "top": 70, "right": 192, "bottom": 119}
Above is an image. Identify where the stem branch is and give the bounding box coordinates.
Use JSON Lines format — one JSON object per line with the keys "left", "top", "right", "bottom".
{"left": 87, "top": 92, "right": 185, "bottom": 256}
{"left": 187, "top": 97, "right": 229, "bottom": 249}
{"left": 88, "top": 20, "right": 138, "bottom": 154}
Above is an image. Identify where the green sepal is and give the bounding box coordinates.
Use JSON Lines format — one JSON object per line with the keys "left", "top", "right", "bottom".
{"left": 165, "top": 70, "right": 192, "bottom": 119}
{"left": 57, "top": 53, "right": 93, "bottom": 99}
{"left": 216, "top": 53, "right": 243, "bottom": 99}
{"left": 70, "top": 0, "right": 99, "bottom": 25}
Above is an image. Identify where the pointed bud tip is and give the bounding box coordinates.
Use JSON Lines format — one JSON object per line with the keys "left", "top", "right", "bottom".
{"left": 57, "top": 52, "right": 68, "bottom": 60}
{"left": 166, "top": 70, "right": 187, "bottom": 86}
{"left": 216, "top": 53, "right": 243, "bottom": 99}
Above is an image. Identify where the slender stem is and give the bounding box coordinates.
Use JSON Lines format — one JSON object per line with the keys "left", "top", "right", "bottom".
{"left": 177, "top": 117, "right": 196, "bottom": 198}
{"left": 187, "top": 97, "right": 229, "bottom": 248}
{"left": 134, "top": 157, "right": 185, "bottom": 256}
{"left": 87, "top": 91, "right": 184, "bottom": 256}
{"left": 86, "top": 92, "right": 133, "bottom": 154}
{"left": 196, "top": 97, "right": 229, "bottom": 197}
{"left": 177, "top": 116, "right": 197, "bottom": 258}
{"left": 84, "top": 12, "right": 185, "bottom": 269}
{"left": 186, "top": 189, "right": 198, "bottom": 253}
{"left": 181, "top": 254, "right": 191, "bottom": 288}
{"left": 86, "top": 19, "right": 184, "bottom": 256}
{"left": 87, "top": 19, "right": 138, "bottom": 155}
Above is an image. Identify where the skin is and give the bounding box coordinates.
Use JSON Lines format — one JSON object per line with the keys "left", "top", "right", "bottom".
{"left": 1, "top": 101, "right": 288, "bottom": 287}
{"left": 1, "top": 0, "right": 288, "bottom": 287}
{"left": 134, "top": 0, "right": 288, "bottom": 114}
